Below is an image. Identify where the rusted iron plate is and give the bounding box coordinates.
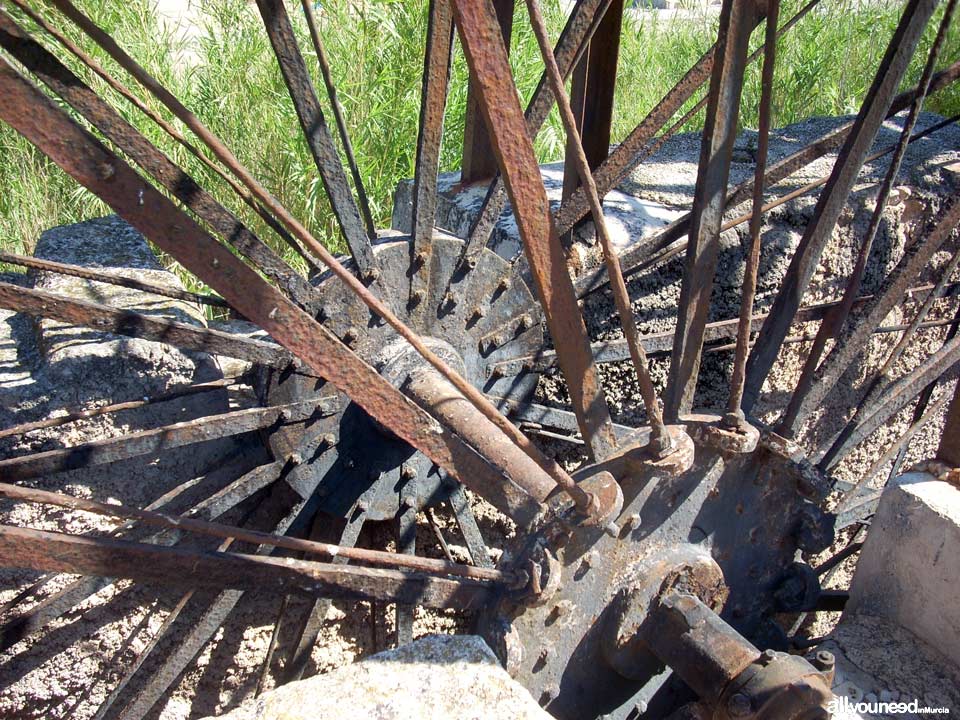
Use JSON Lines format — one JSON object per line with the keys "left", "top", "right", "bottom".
{"left": 0, "top": 10, "right": 320, "bottom": 312}
{"left": 0, "top": 59, "right": 547, "bottom": 526}
{"left": 452, "top": 0, "right": 618, "bottom": 462}
{"left": 254, "top": 0, "right": 377, "bottom": 279}
{"left": 0, "top": 399, "right": 339, "bottom": 481}
{"left": 664, "top": 0, "right": 763, "bottom": 420}
{"left": 410, "top": 0, "right": 455, "bottom": 318}
{"left": 0, "top": 281, "right": 290, "bottom": 368}
{"left": 743, "top": 0, "right": 939, "bottom": 412}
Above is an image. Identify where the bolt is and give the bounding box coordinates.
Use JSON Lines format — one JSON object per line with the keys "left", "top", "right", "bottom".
{"left": 496, "top": 277, "right": 511, "bottom": 293}
{"left": 278, "top": 409, "right": 291, "bottom": 423}
{"left": 813, "top": 650, "right": 835, "bottom": 672}
{"left": 763, "top": 649, "right": 777, "bottom": 662}
{"left": 401, "top": 465, "right": 416, "bottom": 480}
{"left": 288, "top": 452, "right": 303, "bottom": 466}
{"left": 97, "top": 162, "right": 115, "bottom": 180}
{"left": 623, "top": 513, "right": 641, "bottom": 532}
{"left": 268, "top": 307, "right": 279, "bottom": 320}
{"left": 415, "top": 250, "right": 428, "bottom": 267}
{"left": 211, "top": 257, "right": 220, "bottom": 268}
{"left": 402, "top": 495, "right": 417, "bottom": 509}
{"left": 356, "top": 499, "right": 369, "bottom": 513}
{"left": 604, "top": 521, "right": 620, "bottom": 537}
{"left": 342, "top": 326, "right": 359, "bottom": 344}
{"left": 443, "top": 291, "right": 457, "bottom": 308}
{"left": 580, "top": 551, "right": 599, "bottom": 571}
{"left": 721, "top": 408, "right": 746, "bottom": 430}
{"left": 727, "top": 692, "right": 752, "bottom": 718}
{"left": 517, "top": 314, "right": 533, "bottom": 331}
{"left": 345, "top": 459, "right": 356, "bottom": 469}
{"left": 538, "top": 646, "right": 553, "bottom": 663}
{"left": 522, "top": 360, "right": 535, "bottom": 372}
{"left": 471, "top": 306, "right": 486, "bottom": 320}
{"left": 464, "top": 255, "right": 478, "bottom": 269}
{"left": 635, "top": 700, "right": 648, "bottom": 715}
{"left": 488, "top": 365, "right": 504, "bottom": 380}
{"left": 365, "top": 267, "right": 381, "bottom": 282}
{"left": 320, "top": 433, "right": 336, "bottom": 448}
{"left": 410, "top": 289, "right": 425, "bottom": 305}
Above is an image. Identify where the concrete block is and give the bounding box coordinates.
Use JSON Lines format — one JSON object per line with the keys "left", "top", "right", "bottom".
{"left": 846, "top": 471, "right": 960, "bottom": 666}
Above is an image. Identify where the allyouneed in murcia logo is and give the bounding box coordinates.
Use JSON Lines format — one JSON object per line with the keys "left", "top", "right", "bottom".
{"left": 828, "top": 695, "right": 951, "bottom": 716}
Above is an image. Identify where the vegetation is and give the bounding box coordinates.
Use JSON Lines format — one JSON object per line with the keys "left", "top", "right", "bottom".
{"left": 1, "top": 0, "right": 958, "bottom": 287}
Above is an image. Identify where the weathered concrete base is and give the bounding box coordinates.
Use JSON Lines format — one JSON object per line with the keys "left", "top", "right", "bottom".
{"left": 206, "top": 635, "right": 553, "bottom": 720}
{"left": 819, "top": 471, "right": 960, "bottom": 717}
{"left": 846, "top": 472, "right": 960, "bottom": 664}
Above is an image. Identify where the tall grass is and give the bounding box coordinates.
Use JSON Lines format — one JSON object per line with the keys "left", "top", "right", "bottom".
{"left": 1, "top": 0, "right": 958, "bottom": 282}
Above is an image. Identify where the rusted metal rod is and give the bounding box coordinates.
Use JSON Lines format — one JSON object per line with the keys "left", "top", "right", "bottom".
{"left": 525, "top": 0, "right": 670, "bottom": 451}
{"left": 0, "top": 377, "right": 239, "bottom": 440}
{"left": 0, "top": 251, "right": 228, "bottom": 308}
{"left": 300, "top": 0, "right": 377, "bottom": 239}
{"left": 451, "top": 0, "right": 619, "bottom": 484}
{"left": 779, "top": 0, "right": 957, "bottom": 436}
{"left": 0, "top": 482, "right": 511, "bottom": 583}
{"left": 45, "top": 0, "right": 583, "bottom": 511}
{"left": 0, "top": 524, "right": 492, "bottom": 610}
{"left": 726, "top": 0, "right": 780, "bottom": 426}
{"left": 4, "top": 0, "right": 323, "bottom": 277}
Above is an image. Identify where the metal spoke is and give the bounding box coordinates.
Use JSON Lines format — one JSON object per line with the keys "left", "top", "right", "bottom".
{"left": 254, "top": 0, "right": 377, "bottom": 279}
{"left": 447, "top": 484, "right": 493, "bottom": 570}
{"left": 0, "top": 398, "right": 338, "bottom": 481}
{"left": 553, "top": 0, "right": 825, "bottom": 238}
{"left": 742, "top": 0, "right": 940, "bottom": 412}
{"left": 0, "top": 8, "right": 322, "bottom": 312}
{"left": 778, "top": 0, "right": 957, "bottom": 436}
{"left": 396, "top": 502, "right": 417, "bottom": 646}
{"left": 452, "top": 0, "right": 618, "bottom": 468}
{"left": 782, "top": 190, "right": 960, "bottom": 443}
{"left": 0, "top": 53, "right": 554, "bottom": 526}
{"left": 0, "top": 378, "right": 240, "bottom": 440}
{"left": 300, "top": 0, "right": 376, "bottom": 239}
{"left": 3, "top": 0, "right": 324, "bottom": 276}
{"left": 36, "top": 0, "right": 596, "bottom": 516}
{"left": 837, "top": 389, "right": 953, "bottom": 507}
{"left": 0, "top": 282, "right": 290, "bottom": 368}
{"left": 818, "top": 332, "right": 960, "bottom": 470}
{"left": 410, "top": 0, "right": 455, "bottom": 318}
{"left": 526, "top": 0, "right": 669, "bottom": 451}
{"left": 664, "top": 0, "right": 763, "bottom": 420}
{"left": 0, "top": 483, "right": 508, "bottom": 582}
{"left": 0, "top": 525, "right": 494, "bottom": 607}
{"left": 726, "top": 0, "right": 780, "bottom": 425}
{"left": 455, "top": 0, "right": 614, "bottom": 277}
{"left": 284, "top": 513, "right": 366, "bottom": 682}
{"left": 0, "top": 251, "right": 228, "bottom": 308}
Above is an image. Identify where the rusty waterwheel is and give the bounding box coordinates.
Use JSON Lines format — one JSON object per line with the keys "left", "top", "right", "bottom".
{"left": 0, "top": 0, "right": 958, "bottom": 718}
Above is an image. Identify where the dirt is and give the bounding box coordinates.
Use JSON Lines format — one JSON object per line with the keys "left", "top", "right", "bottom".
{"left": 1, "top": 112, "right": 959, "bottom": 719}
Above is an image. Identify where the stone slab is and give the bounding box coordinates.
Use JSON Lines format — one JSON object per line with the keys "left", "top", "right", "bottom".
{"left": 206, "top": 635, "right": 553, "bottom": 720}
